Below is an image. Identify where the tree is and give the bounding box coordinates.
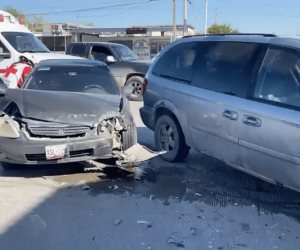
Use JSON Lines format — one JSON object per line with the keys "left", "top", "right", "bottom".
{"left": 207, "top": 24, "right": 238, "bottom": 34}
{"left": 3, "top": 6, "right": 46, "bottom": 32}
{"left": 3, "top": 6, "right": 25, "bottom": 19}
{"left": 27, "top": 16, "right": 47, "bottom": 32}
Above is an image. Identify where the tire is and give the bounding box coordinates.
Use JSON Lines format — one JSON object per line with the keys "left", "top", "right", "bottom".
{"left": 125, "top": 76, "right": 144, "bottom": 101}
{"left": 122, "top": 124, "right": 137, "bottom": 150}
{"left": 154, "top": 115, "right": 189, "bottom": 162}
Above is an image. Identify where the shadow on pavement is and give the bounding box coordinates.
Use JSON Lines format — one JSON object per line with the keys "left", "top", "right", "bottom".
{"left": 1, "top": 152, "right": 300, "bottom": 249}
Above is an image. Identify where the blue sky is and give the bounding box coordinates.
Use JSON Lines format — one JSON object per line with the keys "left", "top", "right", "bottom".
{"left": 1, "top": 0, "right": 300, "bottom": 35}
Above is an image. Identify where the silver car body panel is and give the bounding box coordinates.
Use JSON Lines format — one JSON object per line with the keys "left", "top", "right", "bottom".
{"left": 141, "top": 35, "right": 300, "bottom": 192}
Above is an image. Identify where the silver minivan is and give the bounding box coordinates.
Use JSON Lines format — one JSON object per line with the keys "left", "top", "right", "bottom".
{"left": 140, "top": 34, "right": 300, "bottom": 192}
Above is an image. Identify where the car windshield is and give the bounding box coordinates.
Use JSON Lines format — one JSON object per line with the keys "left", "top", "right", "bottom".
{"left": 2, "top": 32, "right": 49, "bottom": 53}
{"left": 112, "top": 45, "right": 138, "bottom": 61}
{"left": 25, "top": 65, "right": 119, "bottom": 95}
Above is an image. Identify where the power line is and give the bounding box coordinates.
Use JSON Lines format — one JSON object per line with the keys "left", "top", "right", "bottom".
{"left": 25, "top": 0, "right": 158, "bottom": 16}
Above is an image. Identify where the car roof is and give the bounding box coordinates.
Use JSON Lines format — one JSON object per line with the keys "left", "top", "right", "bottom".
{"left": 36, "top": 59, "right": 108, "bottom": 67}
{"left": 177, "top": 34, "right": 300, "bottom": 49}
{"left": 70, "top": 41, "right": 125, "bottom": 47}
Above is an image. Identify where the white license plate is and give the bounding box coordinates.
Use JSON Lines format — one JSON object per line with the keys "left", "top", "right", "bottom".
{"left": 45, "top": 145, "right": 67, "bottom": 160}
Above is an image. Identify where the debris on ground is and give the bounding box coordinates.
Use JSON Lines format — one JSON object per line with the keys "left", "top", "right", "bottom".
{"left": 167, "top": 237, "right": 185, "bottom": 248}
{"left": 73, "top": 180, "right": 91, "bottom": 191}
{"left": 137, "top": 220, "right": 152, "bottom": 228}
{"left": 81, "top": 184, "right": 90, "bottom": 191}
{"left": 82, "top": 160, "right": 108, "bottom": 171}
{"left": 114, "top": 219, "right": 123, "bottom": 225}
{"left": 163, "top": 200, "right": 170, "bottom": 206}
{"left": 116, "top": 144, "right": 165, "bottom": 178}
{"left": 149, "top": 195, "right": 156, "bottom": 200}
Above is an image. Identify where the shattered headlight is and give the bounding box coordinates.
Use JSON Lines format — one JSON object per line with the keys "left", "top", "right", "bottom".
{"left": 97, "top": 117, "right": 125, "bottom": 135}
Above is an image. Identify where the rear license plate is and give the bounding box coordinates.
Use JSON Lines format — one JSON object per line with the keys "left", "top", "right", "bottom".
{"left": 45, "top": 145, "right": 67, "bottom": 160}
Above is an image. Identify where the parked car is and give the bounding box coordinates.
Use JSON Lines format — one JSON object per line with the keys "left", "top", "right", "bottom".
{"left": 66, "top": 42, "right": 151, "bottom": 101}
{"left": 0, "top": 59, "right": 136, "bottom": 168}
{"left": 140, "top": 33, "right": 300, "bottom": 192}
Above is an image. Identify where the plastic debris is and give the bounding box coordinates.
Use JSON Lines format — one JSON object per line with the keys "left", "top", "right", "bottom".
{"left": 167, "top": 237, "right": 185, "bottom": 248}
{"left": 114, "top": 219, "right": 123, "bottom": 225}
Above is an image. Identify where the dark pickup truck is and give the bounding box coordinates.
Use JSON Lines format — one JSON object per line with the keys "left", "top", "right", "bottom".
{"left": 66, "top": 42, "right": 151, "bottom": 101}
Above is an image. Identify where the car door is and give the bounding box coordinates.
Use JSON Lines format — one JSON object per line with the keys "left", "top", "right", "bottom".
{"left": 236, "top": 46, "right": 300, "bottom": 191}
{"left": 187, "top": 41, "right": 265, "bottom": 166}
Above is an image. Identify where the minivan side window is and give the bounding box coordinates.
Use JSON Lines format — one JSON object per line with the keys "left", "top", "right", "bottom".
{"left": 191, "top": 42, "right": 261, "bottom": 98}
{"left": 70, "top": 44, "right": 86, "bottom": 57}
{"left": 253, "top": 48, "right": 300, "bottom": 109}
{"left": 152, "top": 42, "right": 198, "bottom": 83}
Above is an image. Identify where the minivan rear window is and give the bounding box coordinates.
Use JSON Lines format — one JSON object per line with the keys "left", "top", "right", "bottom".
{"left": 152, "top": 42, "right": 198, "bottom": 83}
{"left": 254, "top": 48, "right": 300, "bottom": 109}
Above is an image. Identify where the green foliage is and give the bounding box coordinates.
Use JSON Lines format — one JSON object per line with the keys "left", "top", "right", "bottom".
{"left": 207, "top": 24, "right": 238, "bottom": 34}
{"left": 3, "top": 6, "right": 25, "bottom": 19}
{"left": 3, "top": 6, "right": 46, "bottom": 32}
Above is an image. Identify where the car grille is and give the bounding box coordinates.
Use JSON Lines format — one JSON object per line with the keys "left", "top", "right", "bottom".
{"left": 25, "top": 149, "right": 94, "bottom": 161}
{"left": 27, "top": 125, "right": 90, "bottom": 138}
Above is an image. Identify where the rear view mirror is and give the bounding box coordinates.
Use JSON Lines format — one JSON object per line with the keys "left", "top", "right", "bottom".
{"left": 122, "top": 85, "right": 133, "bottom": 97}
{"left": 0, "top": 52, "right": 11, "bottom": 59}
{"left": 106, "top": 55, "right": 116, "bottom": 63}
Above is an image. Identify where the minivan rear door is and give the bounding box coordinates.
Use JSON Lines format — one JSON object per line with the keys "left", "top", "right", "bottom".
{"left": 237, "top": 46, "right": 300, "bottom": 190}
{"left": 188, "top": 41, "right": 265, "bottom": 167}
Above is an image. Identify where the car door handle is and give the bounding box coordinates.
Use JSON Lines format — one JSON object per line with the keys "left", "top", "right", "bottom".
{"left": 222, "top": 110, "right": 238, "bottom": 120}
{"left": 242, "top": 115, "right": 262, "bottom": 127}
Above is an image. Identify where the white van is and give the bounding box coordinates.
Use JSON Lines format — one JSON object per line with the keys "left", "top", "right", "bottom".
{"left": 0, "top": 10, "right": 79, "bottom": 87}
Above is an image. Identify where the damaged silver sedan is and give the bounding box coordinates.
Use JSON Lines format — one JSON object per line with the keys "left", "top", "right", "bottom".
{"left": 0, "top": 59, "right": 137, "bottom": 168}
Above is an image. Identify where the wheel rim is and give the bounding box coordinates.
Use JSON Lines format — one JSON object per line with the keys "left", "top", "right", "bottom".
{"left": 129, "top": 81, "right": 142, "bottom": 97}
{"left": 159, "top": 124, "right": 175, "bottom": 151}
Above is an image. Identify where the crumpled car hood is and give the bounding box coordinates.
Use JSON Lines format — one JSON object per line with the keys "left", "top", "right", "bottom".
{"left": 4, "top": 89, "right": 121, "bottom": 126}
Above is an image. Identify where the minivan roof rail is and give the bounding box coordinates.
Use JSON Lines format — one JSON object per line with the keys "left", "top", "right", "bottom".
{"left": 182, "top": 33, "right": 277, "bottom": 38}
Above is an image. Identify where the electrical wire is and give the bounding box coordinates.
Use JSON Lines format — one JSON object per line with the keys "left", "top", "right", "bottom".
{"left": 25, "top": 0, "right": 158, "bottom": 16}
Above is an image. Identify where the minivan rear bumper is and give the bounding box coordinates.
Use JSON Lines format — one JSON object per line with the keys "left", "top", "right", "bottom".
{"left": 140, "top": 105, "right": 154, "bottom": 130}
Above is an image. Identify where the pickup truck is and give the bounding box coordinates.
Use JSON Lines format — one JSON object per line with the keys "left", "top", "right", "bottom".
{"left": 66, "top": 42, "right": 151, "bottom": 101}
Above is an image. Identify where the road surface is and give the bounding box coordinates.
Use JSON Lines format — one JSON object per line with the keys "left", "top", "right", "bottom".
{"left": 0, "top": 102, "right": 300, "bottom": 250}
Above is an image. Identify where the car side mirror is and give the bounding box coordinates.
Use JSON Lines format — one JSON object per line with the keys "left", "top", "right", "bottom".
{"left": 122, "top": 85, "right": 133, "bottom": 97}
{"left": 106, "top": 55, "right": 116, "bottom": 63}
{"left": 0, "top": 52, "right": 11, "bottom": 59}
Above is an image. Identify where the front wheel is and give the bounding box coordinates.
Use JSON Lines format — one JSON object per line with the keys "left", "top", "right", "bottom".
{"left": 125, "top": 76, "right": 144, "bottom": 101}
{"left": 154, "top": 115, "right": 189, "bottom": 162}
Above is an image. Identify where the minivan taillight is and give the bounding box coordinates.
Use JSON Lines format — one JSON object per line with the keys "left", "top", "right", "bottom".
{"left": 143, "top": 77, "right": 148, "bottom": 94}
{"left": 0, "top": 15, "right": 4, "bottom": 22}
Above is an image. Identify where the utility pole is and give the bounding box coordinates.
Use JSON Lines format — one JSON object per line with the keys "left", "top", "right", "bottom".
{"left": 183, "top": 0, "right": 187, "bottom": 36}
{"left": 204, "top": 0, "right": 208, "bottom": 34}
{"left": 172, "top": 0, "right": 177, "bottom": 41}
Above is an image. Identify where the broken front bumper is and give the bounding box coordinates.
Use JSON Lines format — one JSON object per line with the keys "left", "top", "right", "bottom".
{"left": 0, "top": 135, "right": 115, "bottom": 165}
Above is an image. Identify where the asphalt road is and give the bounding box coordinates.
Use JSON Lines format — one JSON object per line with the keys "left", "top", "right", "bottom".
{"left": 0, "top": 102, "right": 300, "bottom": 250}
